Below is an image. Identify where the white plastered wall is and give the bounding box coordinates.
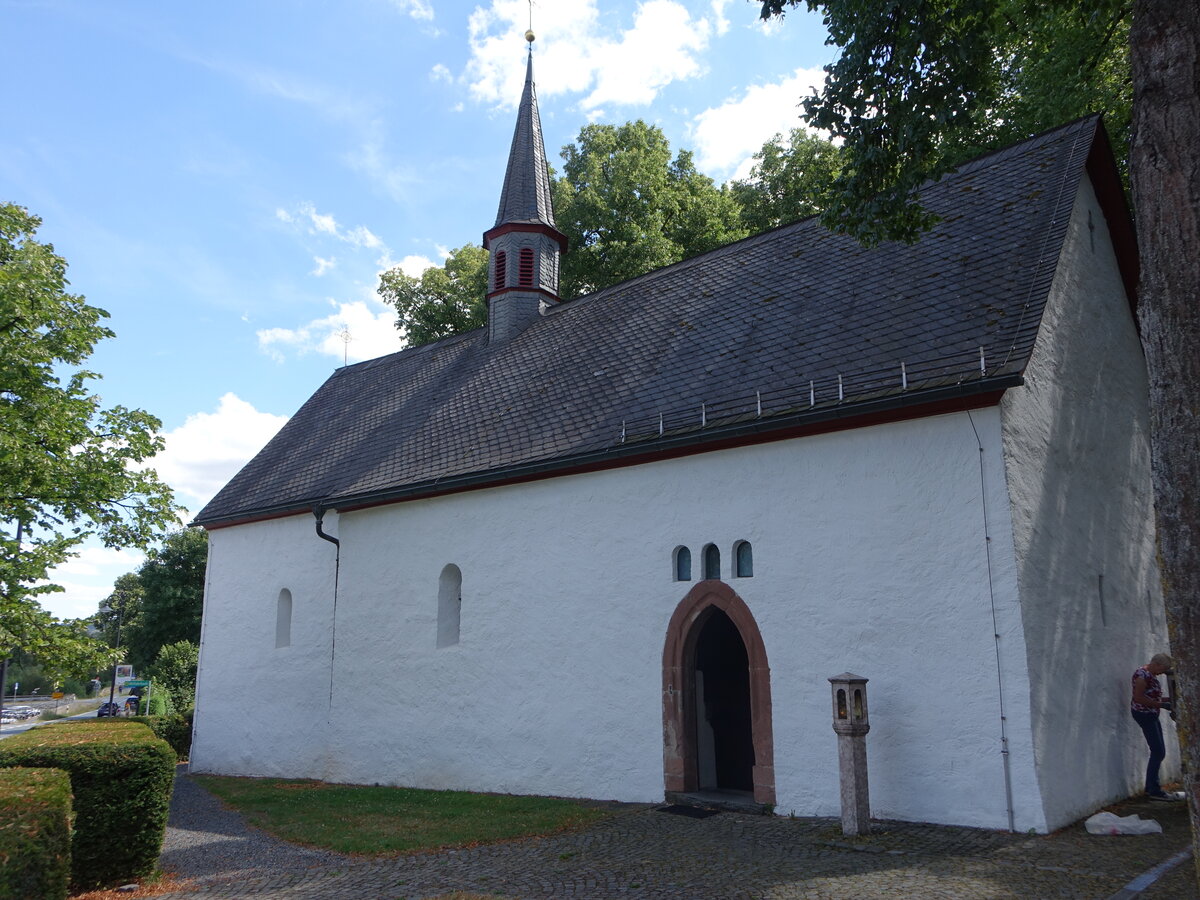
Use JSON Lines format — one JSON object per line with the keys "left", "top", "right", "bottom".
{"left": 999, "top": 174, "right": 1173, "bottom": 831}
{"left": 193, "top": 405, "right": 1045, "bottom": 830}
{"left": 192, "top": 513, "right": 340, "bottom": 778}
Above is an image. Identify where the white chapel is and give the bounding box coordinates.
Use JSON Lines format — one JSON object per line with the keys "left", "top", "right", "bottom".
{"left": 190, "top": 48, "right": 1175, "bottom": 833}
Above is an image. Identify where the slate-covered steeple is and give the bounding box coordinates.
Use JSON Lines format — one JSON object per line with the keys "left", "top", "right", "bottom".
{"left": 483, "top": 40, "right": 567, "bottom": 343}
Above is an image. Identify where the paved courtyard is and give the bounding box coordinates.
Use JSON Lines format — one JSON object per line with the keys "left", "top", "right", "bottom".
{"left": 154, "top": 768, "right": 1197, "bottom": 899}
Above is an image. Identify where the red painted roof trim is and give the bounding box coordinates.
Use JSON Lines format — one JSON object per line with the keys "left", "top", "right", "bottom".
{"left": 482, "top": 221, "right": 569, "bottom": 252}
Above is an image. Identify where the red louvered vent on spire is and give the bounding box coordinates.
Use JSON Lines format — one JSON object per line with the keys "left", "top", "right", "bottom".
{"left": 518, "top": 247, "right": 535, "bottom": 287}
{"left": 493, "top": 251, "right": 507, "bottom": 290}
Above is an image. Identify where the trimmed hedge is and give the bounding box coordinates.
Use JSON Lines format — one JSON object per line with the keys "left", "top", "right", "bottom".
{"left": 129, "top": 713, "right": 192, "bottom": 761}
{"left": 0, "top": 767, "right": 72, "bottom": 900}
{"left": 0, "top": 720, "right": 175, "bottom": 891}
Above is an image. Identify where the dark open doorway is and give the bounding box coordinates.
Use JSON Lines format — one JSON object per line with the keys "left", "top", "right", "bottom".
{"left": 694, "top": 608, "right": 755, "bottom": 791}
{"left": 663, "top": 581, "right": 775, "bottom": 806}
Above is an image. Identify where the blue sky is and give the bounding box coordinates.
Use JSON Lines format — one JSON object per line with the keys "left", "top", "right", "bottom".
{"left": 4, "top": 0, "right": 833, "bottom": 619}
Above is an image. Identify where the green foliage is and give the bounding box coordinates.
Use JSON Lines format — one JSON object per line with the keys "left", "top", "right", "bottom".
{"left": 129, "top": 713, "right": 192, "bottom": 761}
{"left": 122, "top": 529, "right": 206, "bottom": 672}
{"left": 757, "top": 0, "right": 1132, "bottom": 246}
{"left": 378, "top": 244, "right": 489, "bottom": 348}
{"left": 147, "top": 640, "right": 198, "bottom": 711}
{"left": 0, "top": 719, "right": 175, "bottom": 891}
{"left": 194, "top": 776, "right": 615, "bottom": 855}
{"left": 0, "top": 768, "right": 72, "bottom": 900}
{"left": 138, "top": 684, "right": 174, "bottom": 717}
{"left": 92, "top": 571, "right": 142, "bottom": 650}
{"left": 379, "top": 121, "right": 756, "bottom": 343}
{"left": 0, "top": 203, "right": 178, "bottom": 670}
{"left": 552, "top": 121, "right": 747, "bottom": 298}
{"left": 3, "top": 658, "right": 53, "bottom": 695}
{"left": 731, "top": 129, "right": 845, "bottom": 234}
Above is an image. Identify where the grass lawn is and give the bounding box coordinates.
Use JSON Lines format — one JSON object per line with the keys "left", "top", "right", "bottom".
{"left": 193, "top": 776, "right": 619, "bottom": 855}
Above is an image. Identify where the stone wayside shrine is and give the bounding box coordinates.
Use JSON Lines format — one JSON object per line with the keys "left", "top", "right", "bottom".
{"left": 188, "top": 32, "right": 1177, "bottom": 834}
{"left": 830, "top": 672, "right": 871, "bottom": 835}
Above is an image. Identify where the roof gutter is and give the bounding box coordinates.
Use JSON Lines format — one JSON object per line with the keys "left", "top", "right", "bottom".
{"left": 196, "top": 374, "right": 1022, "bottom": 530}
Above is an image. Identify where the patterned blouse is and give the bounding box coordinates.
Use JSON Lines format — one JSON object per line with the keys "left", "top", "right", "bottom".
{"left": 1131, "top": 666, "right": 1163, "bottom": 713}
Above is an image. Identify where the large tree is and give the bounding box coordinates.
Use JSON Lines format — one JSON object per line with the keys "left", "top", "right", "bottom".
{"left": 379, "top": 243, "right": 489, "bottom": 348}
{"left": 757, "top": 1, "right": 1132, "bottom": 244}
{"left": 552, "top": 120, "right": 746, "bottom": 299}
{"left": 761, "top": 0, "right": 1200, "bottom": 874}
{"left": 122, "top": 528, "right": 207, "bottom": 673}
{"left": 0, "top": 203, "right": 177, "bottom": 672}
{"left": 381, "top": 122, "right": 751, "bottom": 344}
{"left": 731, "top": 128, "right": 845, "bottom": 234}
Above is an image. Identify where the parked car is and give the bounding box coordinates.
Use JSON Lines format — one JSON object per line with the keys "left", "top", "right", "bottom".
{"left": 96, "top": 702, "right": 122, "bottom": 717}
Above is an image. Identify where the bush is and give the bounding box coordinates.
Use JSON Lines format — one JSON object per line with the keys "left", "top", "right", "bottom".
{"left": 0, "top": 720, "right": 175, "bottom": 891}
{"left": 0, "top": 767, "right": 72, "bottom": 900}
{"left": 129, "top": 713, "right": 192, "bottom": 761}
{"left": 139, "top": 685, "right": 174, "bottom": 717}
{"left": 147, "top": 640, "right": 198, "bottom": 711}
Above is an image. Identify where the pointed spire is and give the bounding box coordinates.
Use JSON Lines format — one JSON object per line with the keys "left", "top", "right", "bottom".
{"left": 493, "top": 52, "right": 556, "bottom": 229}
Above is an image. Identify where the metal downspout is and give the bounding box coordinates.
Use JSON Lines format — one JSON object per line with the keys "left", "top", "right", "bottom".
{"left": 967, "top": 410, "right": 1017, "bottom": 832}
{"left": 313, "top": 507, "right": 340, "bottom": 716}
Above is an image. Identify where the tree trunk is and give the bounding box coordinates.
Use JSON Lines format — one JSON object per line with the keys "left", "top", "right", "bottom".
{"left": 1130, "top": 0, "right": 1200, "bottom": 883}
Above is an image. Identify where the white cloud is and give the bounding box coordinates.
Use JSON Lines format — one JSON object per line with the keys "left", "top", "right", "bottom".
{"left": 312, "top": 256, "right": 337, "bottom": 276}
{"left": 42, "top": 546, "right": 147, "bottom": 620}
{"left": 390, "top": 0, "right": 434, "bottom": 21}
{"left": 347, "top": 225, "right": 382, "bottom": 249}
{"left": 59, "top": 546, "right": 146, "bottom": 580}
{"left": 431, "top": 63, "right": 452, "bottom": 83}
{"left": 399, "top": 253, "right": 438, "bottom": 277}
{"left": 710, "top": 0, "right": 732, "bottom": 36}
{"left": 464, "top": 0, "right": 717, "bottom": 110}
{"left": 309, "top": 209, "right": 337, "bottom": 234}
{"left": 258, "top": 297, "right": 405, "bottom": 365}
{"left": 690, "top": 66, "right": 826, "bottom": 179}
{"left": 279, "top": 203, "right": 387, "bottom": 255}
{"left": 153, "top": 393, "right": 290, "bottom": 512}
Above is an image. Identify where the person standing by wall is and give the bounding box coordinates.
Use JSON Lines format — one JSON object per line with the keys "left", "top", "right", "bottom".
{"left": 1132, "top": 652, "right": 1175, "bottom": 801}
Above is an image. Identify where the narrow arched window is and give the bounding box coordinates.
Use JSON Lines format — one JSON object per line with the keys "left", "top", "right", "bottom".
{"left": 702, "top": 544, "right": 720, "bottom": 580}
{"left": 437, "top": 564, "right": 462, "bottom": 648}
{"left": 493, "top": 250, "right": 507, "bottom": 290}
{"left": 674, "top": 546, "right": 692, "bottom": 582}
{"left": 275, "top": 589, "right": 292, "bottom": 649}
{"left": 518, "top": 247, "right": 535, "bottom": 286}
{"left": 734, "top": 540, "right": 753, "bottom": 577}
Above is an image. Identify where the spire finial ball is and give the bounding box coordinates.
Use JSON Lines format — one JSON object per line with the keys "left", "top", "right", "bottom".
{"left": 525, "top": 29, "right": 535, "bottom": 44}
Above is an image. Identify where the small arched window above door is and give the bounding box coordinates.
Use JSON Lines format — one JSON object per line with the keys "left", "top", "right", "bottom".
{"left": 734, "top": 540, "right": 753, "bottom": 577}
{"left": 674, "top": 546, "right": 692, "bottom": 582}
{"left": 702, "top": 543, "right": 720, "bottom": 580}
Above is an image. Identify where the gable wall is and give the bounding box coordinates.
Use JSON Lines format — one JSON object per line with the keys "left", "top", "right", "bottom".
{"left": 999, "top": 174, "right": 1173, "bottom": 830}
{"left": 192, "top": 513, "right": 340, "bottom": 776}
{"left": 193, "top": 405, "right": 1045, "bottom": 830}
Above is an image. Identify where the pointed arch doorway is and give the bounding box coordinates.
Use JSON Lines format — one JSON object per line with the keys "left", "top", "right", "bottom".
{"left": 662, "top": 581, "right": 775, "bottom": 805}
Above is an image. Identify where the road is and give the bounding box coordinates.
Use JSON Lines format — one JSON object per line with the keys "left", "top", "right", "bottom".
{"left": 0, "top": 700, "right": 105, "bottom": 738}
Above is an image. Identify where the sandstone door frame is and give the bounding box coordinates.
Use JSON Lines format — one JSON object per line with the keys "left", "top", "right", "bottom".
{"left": 662, "top": 580, "right": 776, "bottom": 805}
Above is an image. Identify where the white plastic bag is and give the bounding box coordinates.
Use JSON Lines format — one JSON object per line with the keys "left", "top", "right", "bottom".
{"left": 1085, "top": 811, "right": 1162, "bottom": 835}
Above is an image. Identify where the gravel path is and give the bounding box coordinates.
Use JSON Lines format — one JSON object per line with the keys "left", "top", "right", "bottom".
{"left": 160, "top": 764, "right": 346, "bottom": 881}
{"left": 155, "top": 766, "right": 1197, "bottom": 899}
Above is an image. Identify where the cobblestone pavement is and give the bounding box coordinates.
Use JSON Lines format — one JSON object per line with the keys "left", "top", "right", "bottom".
{"left": 154, "top": 771, "right": 1198, "bottom": 900}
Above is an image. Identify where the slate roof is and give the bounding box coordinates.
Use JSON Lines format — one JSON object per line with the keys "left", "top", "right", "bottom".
{"left": 195, "top": 116, "right": 1126, "bottom": 528}
{"left": 492, "top": 54, "right": 557, "bottom": 229}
